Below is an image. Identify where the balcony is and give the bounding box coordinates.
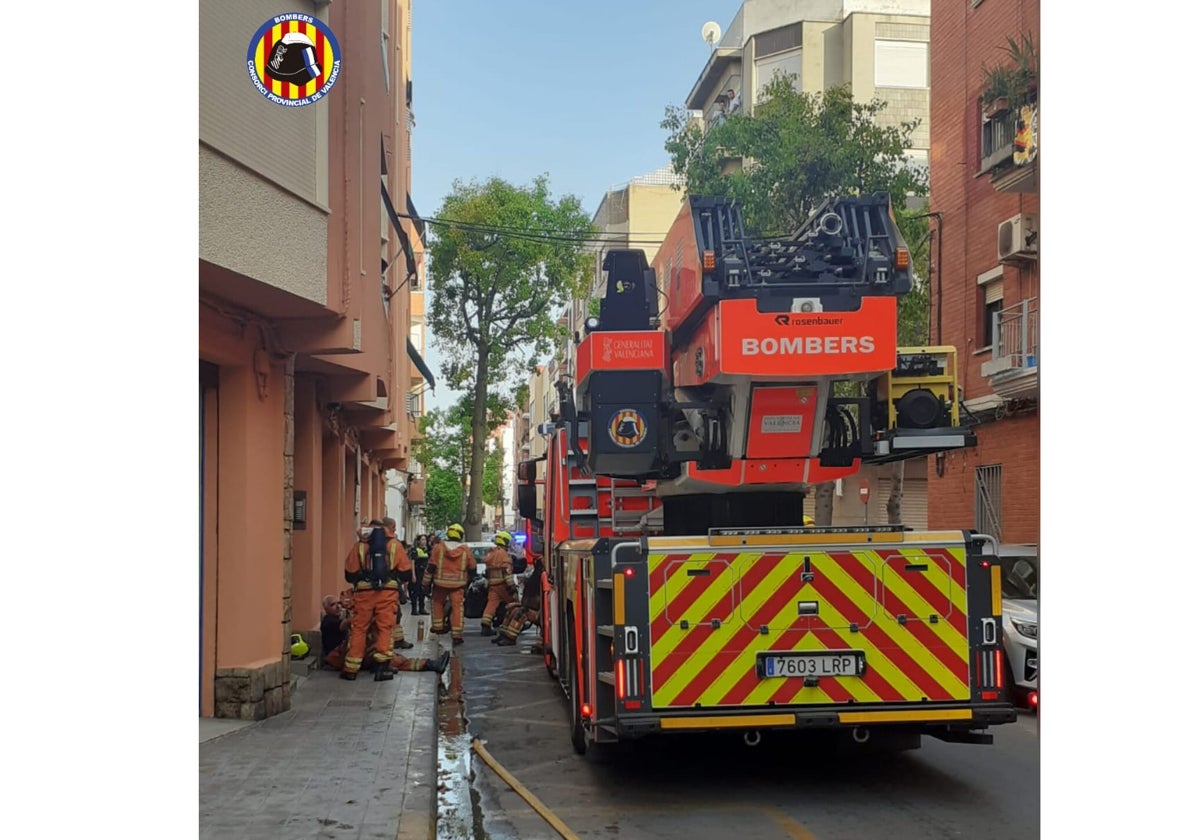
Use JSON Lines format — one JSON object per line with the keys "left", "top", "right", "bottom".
{"left": 981, "top": 298, "right": 1038, "bottom": 399}
{"left": 979, "top": 99, "right": 1038, "bottom": 194}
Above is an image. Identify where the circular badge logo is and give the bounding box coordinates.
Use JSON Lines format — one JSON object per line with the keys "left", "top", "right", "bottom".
{"left": 247, "top": 14, "right": 342, "bottom": 107}
{"left": 608, "top": 409, "right": 648, "bottom": 449}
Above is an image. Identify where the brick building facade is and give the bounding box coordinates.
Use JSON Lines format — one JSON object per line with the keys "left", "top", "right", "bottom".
{"left": 927, "top": 0, "right": 1040, "bottom": 545}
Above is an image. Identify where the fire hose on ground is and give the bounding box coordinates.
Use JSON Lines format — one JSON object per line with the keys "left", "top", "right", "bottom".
{"left": 471, "top": 737, "right": 581, "bottom": 840}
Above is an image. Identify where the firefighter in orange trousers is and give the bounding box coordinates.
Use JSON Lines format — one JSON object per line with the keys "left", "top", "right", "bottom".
{"left": 341, "top": 518, "right": 407, "bottom": 680}
{"left": 494, "top": 556, "right": 545, "bottom": 647}
{"left": 325, "top": 617, "right": 450, "bottom": 675}
{"left": 422, "top": 522, "right": 471, "bottom": 646}
{"left": 480, "top": 531, "right": 518, "bottom": 636}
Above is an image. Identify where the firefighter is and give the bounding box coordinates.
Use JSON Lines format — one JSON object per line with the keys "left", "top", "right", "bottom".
{"left": 480, "top": 531, "right": 518, "bottom": 636}
{"left": 422, "top": 523, "right": 471, "bottom": 646}
{"left": 494, "top": 556, "right": 544, "bottom": 647}
{"left": 340, "top": 519, "right": 407, "bottom": 681}
{"left": 384, "top": 518, "right": 416, "bottom": 649}
{"left": 803, "top": 515, "right": 815, "bottom": 527}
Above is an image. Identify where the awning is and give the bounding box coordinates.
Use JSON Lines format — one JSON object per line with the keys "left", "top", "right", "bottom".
{"left": 407, "top": 338, "right": 436, "bottom": 392}
{"left": 407, "top": 193, "right": 426, "bottom": 246}
{"left": 382, "top": 182, "right": 416, "bottom": 277}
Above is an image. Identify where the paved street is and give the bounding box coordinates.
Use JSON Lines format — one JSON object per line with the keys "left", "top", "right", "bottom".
{"left": 444, "top": 630, "right": 1039, "bottom": 840}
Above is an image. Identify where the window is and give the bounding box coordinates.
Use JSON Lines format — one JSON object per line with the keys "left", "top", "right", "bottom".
{"left": 754, "top": 49, "right": 801, "bottom": 102}
{"left": 975, "top": 465, "right": 1002, "bottom": 538}
{"left": 875, "top": 40, "right": 928, "bottom": 88}
{"left": 977, "top": 266, "right": 1003, "bottom": 348}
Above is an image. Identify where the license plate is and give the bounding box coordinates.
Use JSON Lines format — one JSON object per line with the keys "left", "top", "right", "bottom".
{"left": 758, "top": 651, "right": 865, "bottom": 679}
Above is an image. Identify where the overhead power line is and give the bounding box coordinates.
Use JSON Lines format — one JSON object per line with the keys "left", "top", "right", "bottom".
{"left": 391, "top": 210, "right": 673, "bottom": 248}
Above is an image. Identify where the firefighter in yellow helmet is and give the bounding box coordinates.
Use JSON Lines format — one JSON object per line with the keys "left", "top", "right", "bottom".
{"left": 803, "top": 515, "right": 815, "bottom": 527}
{"left": 480, "top": 531, "right": 518, "bottom": 637}
{"left": 422, "top": 523, "right": 471, "bottom": 645}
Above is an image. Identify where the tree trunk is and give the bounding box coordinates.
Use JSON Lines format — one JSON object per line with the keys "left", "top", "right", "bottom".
{"left": 813, "top": 481, "right": 835, "bottom": 526}
{"left": 465, "top": 351, "right": 490, "bottom": 542}
{"left": 886, "top": 461, "right": 905, "bottom": 525}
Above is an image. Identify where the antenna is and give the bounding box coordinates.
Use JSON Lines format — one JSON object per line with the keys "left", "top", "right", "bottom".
{"left": 701, "top": 21, "right": 721, "bottom": 51}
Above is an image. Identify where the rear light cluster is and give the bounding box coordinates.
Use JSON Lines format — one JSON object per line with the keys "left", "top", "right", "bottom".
{"left": 975, "top": 648, "right": 1005, "bottom": 698}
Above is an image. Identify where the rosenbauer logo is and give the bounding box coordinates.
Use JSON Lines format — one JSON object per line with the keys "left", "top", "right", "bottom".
{"left": 247, "top": 14, "right": 342, "bottom": 107}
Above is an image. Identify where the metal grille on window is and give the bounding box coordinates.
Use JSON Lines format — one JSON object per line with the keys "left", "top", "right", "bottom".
{"left": 975, "top": 465, "right": 1002, "bottom": 539}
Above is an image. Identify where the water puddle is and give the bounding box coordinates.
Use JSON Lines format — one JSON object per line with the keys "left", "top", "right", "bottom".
{"left": 436, "top": 652, "right": 490, "bottom": 839}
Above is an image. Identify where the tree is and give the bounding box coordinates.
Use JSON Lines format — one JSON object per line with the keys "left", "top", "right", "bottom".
{"left": 412, "top": 394, "right": 511, "bottom": 528}
{"left": 423, "top": 465, "right": 463, "bottom": 534}
{"left": 663, "top": 80, "right": 931, "bottom": 526}
{"left": 481, "top": 440, "right": 504, "bottom": 509}
{"left": 427, "top": 175, "right": 593, "bottom": 541}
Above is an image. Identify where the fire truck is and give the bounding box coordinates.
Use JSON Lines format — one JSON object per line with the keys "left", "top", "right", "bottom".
{"left": 516, "top": 193, "right": 1018, "bottom": 755}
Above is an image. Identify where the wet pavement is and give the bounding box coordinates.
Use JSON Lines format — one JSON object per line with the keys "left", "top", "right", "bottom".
{"left": 199, "top": 612, "right": 443, "bottom": 840}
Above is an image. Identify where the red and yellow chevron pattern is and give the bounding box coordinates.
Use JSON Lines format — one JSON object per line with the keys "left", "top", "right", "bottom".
{"left": 646, "top": 542, "right": 970, "bottom": 708}
{"left": 252, "top": 20, "right": 335, "bottom": 100}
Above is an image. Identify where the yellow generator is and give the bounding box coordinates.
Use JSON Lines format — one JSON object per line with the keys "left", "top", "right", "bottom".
{"left": 866, "top": 346, "right": 971, "bottom": 462}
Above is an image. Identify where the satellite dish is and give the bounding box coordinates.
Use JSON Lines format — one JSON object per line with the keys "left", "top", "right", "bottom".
{"left": 702, "top": 21, "right": 721, "bottom": 49}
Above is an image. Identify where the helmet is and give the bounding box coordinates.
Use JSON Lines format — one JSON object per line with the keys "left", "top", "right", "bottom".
{"left": 803, "top": 515, "right": 815, "bottom": 527}
{"left": 446, "top": 523, "right": 465, "bottom": 540}
{"left": 494, "top": 530, "right": 512, "bottom": 547}
{"left": 289, "top": 633, "right": 310, "bottom": 659}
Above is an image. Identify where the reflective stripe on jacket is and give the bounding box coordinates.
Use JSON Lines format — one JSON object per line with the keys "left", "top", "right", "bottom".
{"left": 484, "top": 546, "right": 515, "bottom": 588}
{"left": 423, "top": 541, "right": 470, "bottom": 589}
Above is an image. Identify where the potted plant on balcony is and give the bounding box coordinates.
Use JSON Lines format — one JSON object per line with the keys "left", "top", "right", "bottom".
{"left": 980, "top": 34, "right": 1038, "bottom": 120}
{"left": 980, "top": 63, "right": 1016, "bottom": 120}
{"left": 1004, "top": 33, "right": 1039, "bottom": 104}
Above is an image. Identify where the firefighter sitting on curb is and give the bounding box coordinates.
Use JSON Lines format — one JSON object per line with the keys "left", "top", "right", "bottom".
{"left": 341, "top": 518, "right": 409, "bottom": 681}
{"left": 422, "top": 523, "right": 471, "bottom": 646}
{"left": 480, "top": 531, "right": 518, "bottom": 637}
{"left": 494, "top": 556, "right": 545, "bottom": 647}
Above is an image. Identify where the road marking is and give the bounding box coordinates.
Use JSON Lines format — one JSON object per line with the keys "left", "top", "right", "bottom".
{"left": 765, "top": 805, "right": 820, "bottom": 840}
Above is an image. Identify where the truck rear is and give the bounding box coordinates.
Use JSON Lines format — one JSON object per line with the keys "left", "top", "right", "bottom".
{"left": 552, "top": 526, "right": 1016, "bottom": 753}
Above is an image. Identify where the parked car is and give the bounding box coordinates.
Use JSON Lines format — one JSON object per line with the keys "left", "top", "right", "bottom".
{"left": 995, "top": 544, "right": 1039, "bottom": 711}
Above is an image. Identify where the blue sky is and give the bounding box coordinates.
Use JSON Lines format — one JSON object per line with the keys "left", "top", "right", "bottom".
{"left": 411, "top": 0, "right": 743, "bottom": 409}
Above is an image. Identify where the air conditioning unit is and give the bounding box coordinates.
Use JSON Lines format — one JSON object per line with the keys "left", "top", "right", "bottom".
{"left": 998, "top": 214, "right": 1038, "bottom": 262}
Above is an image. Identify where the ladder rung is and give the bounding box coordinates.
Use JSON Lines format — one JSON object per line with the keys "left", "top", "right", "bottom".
{"left": 596, "top": 579, "right": 613, "bottom": 589}
{"left": 598, "top": 671, "right": 616, "bottom": 686}
{"left": 572, "top": 509, "right": 598, "bottom": 517}
{"left": 598, "top": 625, "right": 614, "bottom": 637}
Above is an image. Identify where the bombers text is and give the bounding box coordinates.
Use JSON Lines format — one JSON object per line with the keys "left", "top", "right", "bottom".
{"left": 741, "top": 336, "right": 876, "bottom": 355}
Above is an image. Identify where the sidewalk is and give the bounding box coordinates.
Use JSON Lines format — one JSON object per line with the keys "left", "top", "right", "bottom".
{"left": 199, "top": 611, "right": 443, "bottom": 840}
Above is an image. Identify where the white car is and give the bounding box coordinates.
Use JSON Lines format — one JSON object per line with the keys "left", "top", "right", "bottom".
{"left": 995, "top": 544, "right": 1039, "bottom": 711}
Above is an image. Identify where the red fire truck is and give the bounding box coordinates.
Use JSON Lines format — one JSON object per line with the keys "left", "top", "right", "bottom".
{"left": 516, "top": 193, "right": 1016, "bottom": 754}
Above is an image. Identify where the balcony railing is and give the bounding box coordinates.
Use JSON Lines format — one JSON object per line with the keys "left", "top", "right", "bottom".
{"left": 980, "top": 109, "right": 1016, "bottom": 173}
{"left": 981, "top": 298, "right": 1038, "bottom": 397}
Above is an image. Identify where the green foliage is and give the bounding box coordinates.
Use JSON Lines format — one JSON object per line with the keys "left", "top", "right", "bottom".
{"left": 426, "top": 175, "right": 592, "bottom": 539}
{"left": 980, "top": 33, "right": 1038, "bottom": 108}
{"left": 427, "top": 174, "right": 594, "bottom": 390}
{"left": 662, "top": 81, "right": 926, "bottom": 237}
{"left": 423, "top": 465, "right": 463, "bottom": 532}
{"left": 481, "top": 441, "right": 504, "bottom": 508}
